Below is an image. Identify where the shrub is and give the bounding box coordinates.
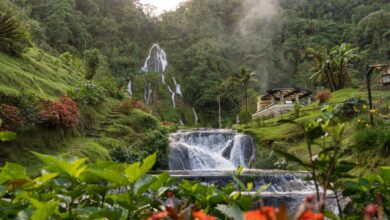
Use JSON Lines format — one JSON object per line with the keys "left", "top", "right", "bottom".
{"left": 316, "top": 90, "right": 331, "bottom": 104}
{"left": 353, "top": 119, "right": 390, "bottom": 156}
{"left": 334, "top": 97, "right": 367, "bottom": 119}
{"left": 69, "top": 81, "right": 106, "bottom": 105}
{"left": 110, "top": 129, "right": 169, "bottom": 169}
{"left": 239, "top": 109, "right": 252, "bottom": 124}
{"left": 0, "top": 104, "right": 26, "bottom": 131}
{"left": 83, "top": 48, "right": 101, "bottom": 80}
{"left": 98, "top": 77, "right": 120, "bottom": 98}
{"left": 117, "top": 97, "right": 133, "bottom": 115}
{"left": 38, "top": 96, "right": 79, "bottom": 128}
{"left": 133, "top": 99, "right": 150, "bottom": 113}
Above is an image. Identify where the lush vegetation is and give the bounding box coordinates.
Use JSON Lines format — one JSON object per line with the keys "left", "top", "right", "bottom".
{"left": 0, "top": 0, "right": 389, "bottom": 219}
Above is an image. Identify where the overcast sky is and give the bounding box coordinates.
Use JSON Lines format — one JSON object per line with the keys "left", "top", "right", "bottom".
{"left": 139, "top": 0, "right": 186, "bottom": 14}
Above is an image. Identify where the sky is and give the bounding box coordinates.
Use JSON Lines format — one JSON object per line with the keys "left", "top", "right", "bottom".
{"left": 139, "top": 0, "right": 186, "bottom": 14}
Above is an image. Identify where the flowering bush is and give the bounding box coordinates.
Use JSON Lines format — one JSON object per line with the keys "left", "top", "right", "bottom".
{"left": 38, "top": 96, "right": 79, "bottom": 128}
{"left": 0, "top": 104, "right": 26, "bottom": 131}
{"left": 315, "top": 90, "right": 331, "bottom": 104}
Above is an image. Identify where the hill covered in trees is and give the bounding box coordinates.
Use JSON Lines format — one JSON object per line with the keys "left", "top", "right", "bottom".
{"left": 3, "top": 0, "right": 389, "bottom": 126}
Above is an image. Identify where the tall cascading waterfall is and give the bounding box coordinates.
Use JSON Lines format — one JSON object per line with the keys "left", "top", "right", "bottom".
{"left": 168, "top": 129, "right": 340, "bottom": 214}
{"left": 139, "top": 44, "right": 183, "bottom": 109}
{"left": 141, "top": 44, "right": 168, "bottom": 73}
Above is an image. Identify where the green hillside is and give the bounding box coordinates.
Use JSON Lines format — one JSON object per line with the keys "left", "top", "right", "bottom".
{"left": 235, "top": 88, "right": 390, "bottom": 175}
{"left": 0, "top": 49, "right": 82, "bottom": 99}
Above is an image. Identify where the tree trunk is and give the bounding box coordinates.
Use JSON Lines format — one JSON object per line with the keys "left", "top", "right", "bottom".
{"left": 244, "top": 84, "right": 248, "bottom": 113}
{"left": 218, "top": 95, "right": 222, "bottom": 128}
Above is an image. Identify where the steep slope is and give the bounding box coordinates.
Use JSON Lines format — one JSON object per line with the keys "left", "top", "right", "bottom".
{"left": 0, "top": 49, "right": 83, "bottom": 99}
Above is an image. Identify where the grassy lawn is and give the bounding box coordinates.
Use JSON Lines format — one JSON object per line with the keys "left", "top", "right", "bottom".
{"left": 235, "top": 88, "right": 390, "bottom": 174}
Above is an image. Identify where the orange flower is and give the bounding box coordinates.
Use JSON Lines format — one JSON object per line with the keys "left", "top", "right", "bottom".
{"left": 192, "top": 210, "right": 216, "bottom": 220}
{"left": 147, "top": 211, "right": 168, "bottom": 220}
{"left": 244, "top": 207, "right": 278, "bottom": 220}
{"left": 298, "top": 210, "right": 324, "bottom": 220}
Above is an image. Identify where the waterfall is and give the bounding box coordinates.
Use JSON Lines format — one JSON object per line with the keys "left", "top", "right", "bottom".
{"left": 167, "top": 85, "right": 176, "bottom": 108}
{"left": 172, "top": 77, "right": 183, "bottom": 96}
{"left": 161, "top": 74, "right": 166, "bottom": 84}
{"left": 179, "top": 119, "right": 185, "bottom": 126}
{"left": 192, "top": 108, "right": 199, "bottom": 125}
{"left": 169, "top": 129, "right": 255, "bottom": 170}
{"left": 167, "top": 129, "right": 341, "bottom": 215}
{"left": 144, "top": 83, "right": 152, "bottom": 104}
{"left": 141, "top": 44, "right": 168, "bottom": 73}
{"left": 127, "top": 81, "right": 132, "bottom": 96}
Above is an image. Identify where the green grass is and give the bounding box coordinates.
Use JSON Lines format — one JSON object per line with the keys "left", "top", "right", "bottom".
{"left": 0, "top": 48, "right": 83, "bottom": 99}
{"left": 236, "top": 88, "right": 390, "bottom": 174}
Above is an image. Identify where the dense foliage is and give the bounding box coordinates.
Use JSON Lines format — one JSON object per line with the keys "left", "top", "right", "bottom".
{"left": 4, "top": 0, "right": 388, "bottom": 124}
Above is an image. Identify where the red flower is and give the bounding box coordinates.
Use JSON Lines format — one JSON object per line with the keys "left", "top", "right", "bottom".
{"left": 192, "top": 210, "right": 216, "bottom": 220}
{"left": 244, "top": 207, "right": 277, "bottom": 220}
{"left": 298, "top": 210, "right": 324, "bottom": 220}
{"left": 364, "top": 203, "right": 376, "bottom": 217}
{"left": 147, "top": 211, "right": 168, "bottom": 220}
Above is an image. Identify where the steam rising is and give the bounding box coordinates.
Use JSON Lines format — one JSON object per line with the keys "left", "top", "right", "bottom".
{"left": 237, "top": 0, "right": 282, "bottom": 90}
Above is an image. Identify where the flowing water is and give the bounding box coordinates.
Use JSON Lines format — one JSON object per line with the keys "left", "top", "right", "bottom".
{"left": 167, "top": 85, "right": 176, "bottom": 108}
{"left": 169, "top": 129, "right": 256, "bottom": 170}
{"left": 127, "top": 81, "right": 132, "bottom": 96}
{"left": 192, "top": 108, "right": 199, "bottom": 125}
{"left": 168, "top": 129, "right": 340, "bottom": 214}
{"left": 141, "top": 44, "right": 168, "bottom": 73}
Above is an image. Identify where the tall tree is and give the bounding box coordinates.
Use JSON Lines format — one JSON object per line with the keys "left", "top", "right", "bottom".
{"left": 228, "top": 67, "right": 255, "bottom": 113}
{"left": 307, "top": 43, "right": 359, "bottom": 91}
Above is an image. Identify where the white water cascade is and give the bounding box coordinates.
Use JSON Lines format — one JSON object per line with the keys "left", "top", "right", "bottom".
{"left": 169, "top": 129, "right": 255, "bottom": 170}
{"left": 144, "top": 83, "right": 152, "bottom": 104}
{"left": 127, "top": 81, "right": 132, "bottom": 96}
{"left": 167, "top": 85, "right": 176, "bottom": 108}
{"left": 141, "top": 44, "right": 168, "bottom": 73}
{"left": 192, "top": 108, "right": 199, "bottom": 125}
{"left": 167, "top": 129, "right": 341, "bottom": 215}
{"left": 172, "top": 77, "right": 182, "bottom": 96}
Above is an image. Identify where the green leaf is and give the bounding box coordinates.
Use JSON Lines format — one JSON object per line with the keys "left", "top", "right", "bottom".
{"left": 33, "top": 173, "right": 58, "bottom": 187}
{"left": 86, "top": 169, "right": 128, "bottom": 185}
{"left": 216, "top": 204, "right": 244, "bottom": 220}
{"left": 125, "top": 153, "right": 156, "bottom": 184}
{"left": 150, "top": 172, "right": 169, "bottom": 191}
{"left": 229, "top": 191, "right": 240, "bottom": 200}
{"left": 235, "top": 166, "right": 244, "bottom": 175}
{"left": 0, "top": 131, "right": 16, "bottom": 141}
{"left": 134, "top": 175, "right": 155, "bottom": 195}
{"left": 254, "top": 183, "right": 271, "bottom": 197}
{"left": 274, "top": 150, "right": 311, "bottom": 168}
{"left": 32, "top": 152, "right": 87, "bottom": 178}
{"left": 31, "top": 201, "right": 58, "bottom": 220}
{"left": 230, "top": 175, "right": 246, "bottom": 191}
{"left": 379, "top": 167, "right": 390, "bottom": 184}
{"left": 0, "top": 185, "right": 6, "bottom": 197}
{"left": 0, "top": 162, "right": 30, "bottom": 184}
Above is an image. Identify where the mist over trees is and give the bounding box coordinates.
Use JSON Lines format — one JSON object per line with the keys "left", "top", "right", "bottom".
{"left": 3, "top": 0, "right": 390, "bottom": 124}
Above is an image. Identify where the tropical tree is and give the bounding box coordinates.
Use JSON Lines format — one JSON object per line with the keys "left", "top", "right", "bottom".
{"left": 307, "top": 43, "right": 359, "bottom": 91}
{"left": 0, "top": 10, "right": 29, "bottom": 56}
{"left": 228, "top": 67, "right": 255, "bottom": 113}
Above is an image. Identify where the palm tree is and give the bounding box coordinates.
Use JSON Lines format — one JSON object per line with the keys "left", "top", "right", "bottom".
{"left": 307, "top": 43, "right": 359, "bottom": 91}
{"left": 228, "top": 67, "right": 255, "bottom": 113}
{"left": 0, "top": 10, "right": 27, "bottom": 55}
